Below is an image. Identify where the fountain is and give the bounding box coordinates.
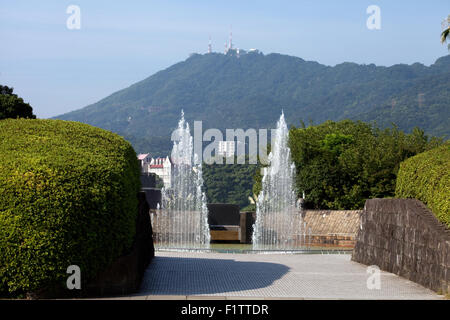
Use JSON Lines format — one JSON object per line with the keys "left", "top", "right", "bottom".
{"left": 252, "top": 112, "right": 305, "bottom": 250}
{"left": 151, "top": 111, "right": 210, "bottom": 249}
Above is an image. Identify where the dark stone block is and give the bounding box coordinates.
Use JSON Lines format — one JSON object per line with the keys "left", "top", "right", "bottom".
{"left": 207, "top": 203, "right": 240, "bottom": 226}
{"left": 140, "top": 173, "right": 156, "bottom": 188}
{"left": 142, "top": 188, "right": 161, "bottom": 209}
{"left": 240, "top": 211, "right": 256, "bottom": 244}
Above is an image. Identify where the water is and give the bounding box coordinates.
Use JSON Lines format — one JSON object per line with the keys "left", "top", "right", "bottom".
{"left": 151, "top": 110, "right": 210, "bottom": 249}
{"left": 252, "top": 112, "right": 306, "bottom": 250}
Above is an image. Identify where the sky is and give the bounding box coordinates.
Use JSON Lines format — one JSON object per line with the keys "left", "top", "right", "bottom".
{"left": 1, "top": 0, "right": 449, "bottom": 118}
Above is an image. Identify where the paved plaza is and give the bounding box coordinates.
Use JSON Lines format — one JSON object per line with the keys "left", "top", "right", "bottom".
{"left": 128, "top": 251, "right": 442, "bottom": 300}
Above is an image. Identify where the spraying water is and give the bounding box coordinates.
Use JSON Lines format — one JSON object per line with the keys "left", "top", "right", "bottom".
{"left": 252, "top": 112, "right": 305, "bottom": 250}
{"left": 151, "top": 110, "right": 210, "bottom": 249}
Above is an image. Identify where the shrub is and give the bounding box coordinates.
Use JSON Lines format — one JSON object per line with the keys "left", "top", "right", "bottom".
{"left": 395, "top": 143, "right": 450, "bottom": 228}
{"left": 0, "top": 119, "right": 140, "bottom": 296}
{"left": 0, "top": 85, "right": 36, "bottom": 120}
{"left": 287, "top": 121, "right": 442, "bottom": 210}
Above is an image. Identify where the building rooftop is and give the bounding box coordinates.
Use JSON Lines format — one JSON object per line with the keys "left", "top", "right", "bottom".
{"left": 137, "top": 153, "right": 150, "bottom": 160}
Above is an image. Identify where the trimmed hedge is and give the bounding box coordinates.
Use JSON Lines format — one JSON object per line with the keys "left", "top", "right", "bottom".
{"left": 0, "top": 119, "right": 140, "bottom": 296}
{"left": 395, "top": 143, "right": 450, "bottom": 228}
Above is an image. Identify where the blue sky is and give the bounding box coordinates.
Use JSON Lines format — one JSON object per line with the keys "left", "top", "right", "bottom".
{"left": 1, "top": 0, "right": 449, "bottom": 118}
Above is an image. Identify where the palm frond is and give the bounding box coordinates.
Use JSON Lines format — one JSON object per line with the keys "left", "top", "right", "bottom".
{"left": 441, "top": 27, "right": 450, "bottom": 44}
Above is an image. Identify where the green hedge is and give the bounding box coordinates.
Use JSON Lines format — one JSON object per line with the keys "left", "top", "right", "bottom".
{"left": 395, "top": 143, "right": 450, "bottom": 228}
{"left": 0, "top": 119, "right": 140, "bottom": 296}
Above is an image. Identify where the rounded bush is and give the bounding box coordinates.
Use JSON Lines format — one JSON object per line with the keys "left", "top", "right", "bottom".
{"left": 395, "top": 143, "right": 450, "bottom": 228}
{"left": 0, "top": 119, "right": 140, "bottom": 296}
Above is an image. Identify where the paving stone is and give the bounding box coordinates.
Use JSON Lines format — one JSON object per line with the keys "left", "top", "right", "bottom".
{"left": 128, "top": 294, "right": 148, "bottom": 300}
{"left": 147, "top": 295, "right": 187, "bottom": 300}
{"left": 138, "top": 252, "right": 442, "bottom": 299}
{"left": 187, "top": 296, "right": 227, "bottom": 300}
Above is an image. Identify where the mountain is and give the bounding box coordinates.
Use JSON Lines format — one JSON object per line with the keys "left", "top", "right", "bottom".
{"left": 55, "top": 51, "right": 450, "bottom": 155}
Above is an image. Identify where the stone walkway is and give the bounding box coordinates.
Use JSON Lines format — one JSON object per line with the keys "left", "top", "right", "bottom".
{"left": 127, "top": 251, "right": 441, "bottom": 300}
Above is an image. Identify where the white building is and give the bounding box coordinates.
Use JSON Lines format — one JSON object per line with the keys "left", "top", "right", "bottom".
{"left": 137, "top": 153, "right": 152, "bottom": 173}
{"left": 148, "top": 156, "right": 172, "bottom": 188}
{"left": 218, "top": 140, "right": 236, "bottom": 158}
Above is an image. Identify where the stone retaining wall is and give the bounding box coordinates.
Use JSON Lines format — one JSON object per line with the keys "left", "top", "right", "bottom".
{"left": 352, "top": 198, "right": 450, "bottom": 294}
{"left": 302, "top": 210, "right": 361, "bottom": 247}
{"left": 240, "top": 210, "right": 361, "bottom": 247}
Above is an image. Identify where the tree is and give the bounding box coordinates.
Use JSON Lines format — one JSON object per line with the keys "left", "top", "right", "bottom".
{"left": 203, "top": 156, "right": 259, "bottom": 208}
{"left": 284, "top": 120, "right": 442, "bottom": 210}
{"left": 442, "top": 28, "right": 449, "bottom": 44}
{"left": 0, "top": 85, "right": 36, "bottom": 120}
{"left": 441, "top": 15, "right": 450, "bottom": 50}
{"left": 155, "top": 174, "right": 165, "bottom": 189}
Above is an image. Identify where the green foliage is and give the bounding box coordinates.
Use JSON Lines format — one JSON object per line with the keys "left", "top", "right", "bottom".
{"left": 55, "top": 53, "right": 450, "bottom": 154}
{"left": 203, "top": 156, "right": 259, "bottom": 208}
{"left": 124, "top": 134, "right": 171, "bottom": 157}
{"left": 252, "top": 166, "right": 263, "bottom": 201}
{"left": 320, "top": 133, "right": 354, "bottom": 156}
{"left": 395, "top": 143, "right": 450, "bottom": 227}
{"left": 0, "top": 119, "right": 140, "bottom": 296}
{"left": 0, "top": 85, "right": 36, "bottom": 120}
{"left": 288, "top": 120, "right": 441, "bottom": 210}
{"left": 241, "top": 204, "right": 256, "bottom": 212}
{"left": 154, "top": 174, "right": 164, "bottom": 189}
{"left": 251, "top": 144, "right": 270, "bottom": 199}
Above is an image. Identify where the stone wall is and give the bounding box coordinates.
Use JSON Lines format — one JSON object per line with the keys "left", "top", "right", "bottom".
{"left": 239, "top": 210, "right": 361, "bottom": 247}
{"left": 352, "top": 198, "right": 450, "bottom": 294}
{"left": 302, "top": 210, "right": 361, "bottom": 247}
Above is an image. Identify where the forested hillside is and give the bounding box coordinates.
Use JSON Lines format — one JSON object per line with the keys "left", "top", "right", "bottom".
{"left": 55, "top": 52, "right": 450, "bottom": 155}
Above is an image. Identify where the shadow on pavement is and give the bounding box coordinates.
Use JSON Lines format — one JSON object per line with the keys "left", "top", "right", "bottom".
{"left": 138, "top": 256, "right": 290, "bottom": 296}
